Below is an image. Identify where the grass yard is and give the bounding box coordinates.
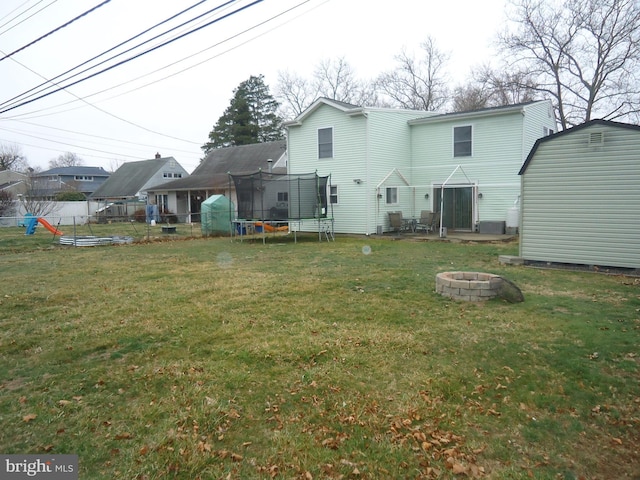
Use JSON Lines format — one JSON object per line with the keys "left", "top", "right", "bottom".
{"left": 0, "top": 227, "right": 638, "bottom": 479}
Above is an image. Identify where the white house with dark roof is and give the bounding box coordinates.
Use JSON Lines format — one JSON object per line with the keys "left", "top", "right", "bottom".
{"left": 90, "top": 154, "right": 188, "bottom": 206}
{"left": 285, "top": 97, "right": 556, "bottom": 235}
{"left": 147, "top": 141, "right": 286, "bottom": 222}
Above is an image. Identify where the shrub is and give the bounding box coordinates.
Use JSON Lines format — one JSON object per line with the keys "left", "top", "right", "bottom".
{"left": 56, "top": 191, "right": 86, "bottom": 201}
{"left": 132, "top": 209, "right": 147, "bottom": 223}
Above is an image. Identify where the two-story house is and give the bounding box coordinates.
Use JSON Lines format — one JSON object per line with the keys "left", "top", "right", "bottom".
{"left": 32, "top": 166, "right": 111, "bottom": 198}
{"left": 285, "top": 98, "right": 556, "bottom": 235}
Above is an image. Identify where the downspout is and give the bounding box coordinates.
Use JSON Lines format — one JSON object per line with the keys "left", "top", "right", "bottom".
{"left": 364, "top": 112, "right": 371, "bottom": 234}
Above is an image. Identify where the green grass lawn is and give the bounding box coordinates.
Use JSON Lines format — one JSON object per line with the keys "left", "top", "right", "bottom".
{"left": 0, "top": 227, "right": 638, "bottom": 479}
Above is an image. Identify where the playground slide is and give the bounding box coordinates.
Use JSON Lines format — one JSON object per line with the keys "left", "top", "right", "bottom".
{"left": 37, "top": 218, "right": 63, "bottom": 235}
{"left": 254, "top": 222, "right": 288, "bottom": 233}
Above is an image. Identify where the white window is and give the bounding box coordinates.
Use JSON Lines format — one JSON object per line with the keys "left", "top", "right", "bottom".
{"left": 318, "top": 127, "right": 333, "bottom": 159}
{"left": 329, "top": 185, "right": 338, "bottom": 204}
{"left": 454, "top": 125, "right": 472, "bottom": 157}
{"left": 74, "top": 175, "right": 94, "bottom": 181}
{"left": 386, "top": 187, "right": 398, "bottom": 205}
{"left": 543, "top": 126, "right": 555, "bottom": 136}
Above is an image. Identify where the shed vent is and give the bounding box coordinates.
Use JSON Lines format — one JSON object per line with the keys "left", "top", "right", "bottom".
{"left": 588, "top": 131, "right": 604, "bottom": 146}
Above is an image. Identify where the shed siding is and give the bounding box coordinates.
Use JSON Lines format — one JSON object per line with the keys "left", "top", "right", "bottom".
{"left": 521, "top": 124, "right": 640, "bottom": 268}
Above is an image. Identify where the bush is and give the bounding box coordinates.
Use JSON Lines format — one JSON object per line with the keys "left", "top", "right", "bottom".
{"left": 132, "top": 209, "right": 147, "bottom": 223}
{"left": 56, "top": 191, "right": 86, "bottom": 201}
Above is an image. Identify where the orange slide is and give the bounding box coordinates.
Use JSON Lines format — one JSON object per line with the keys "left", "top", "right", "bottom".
{"left": 37, "top": 218, "right": 64, "bottom": 235}
{"left": 254, "top": 221, "right": 288, "bottom": 232}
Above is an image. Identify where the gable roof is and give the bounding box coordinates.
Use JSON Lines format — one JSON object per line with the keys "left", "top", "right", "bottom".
{"left": 149, "top": 141, "right": 287, "bottom": 191}
{"left": 408, "top": 100, "right": 548, "bottom": 125}
{"left": 519, "top": 119, "right": 640, "bottom": 175}
{"left": 283, "top": 98, "right": 364, "bottom": 126}
{"left": 90, "top": 157, "right": 179, "bottom": 198}
{"left": 36, "top": 166, "right": 110, "bottom": 177}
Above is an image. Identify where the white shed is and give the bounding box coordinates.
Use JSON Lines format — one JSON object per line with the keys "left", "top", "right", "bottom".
{"left": 518, "top": 120, "right": 640, "bottom": 270}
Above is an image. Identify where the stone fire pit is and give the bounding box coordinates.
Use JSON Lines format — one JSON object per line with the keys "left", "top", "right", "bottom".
{"left": 435, "top": 271, "right": 524, "bottom": 302}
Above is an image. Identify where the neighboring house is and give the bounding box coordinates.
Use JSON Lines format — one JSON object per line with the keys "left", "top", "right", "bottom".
{"left": 147, "top": 141, "right": 287, "bottom": 222}
{"left": 91, "top": 154, "right": 189, "bottom": 215}
{"left": 519, "top": 119, "right": 640, "bottom": 270}
{"left": 285, "top": 97, "right": 556, "bottom": 235}
{"left": 0, "top": 170, "right": 28, "bottom": 197}
{"left": 33, "top": 166, "right": 111, "bottom": 198}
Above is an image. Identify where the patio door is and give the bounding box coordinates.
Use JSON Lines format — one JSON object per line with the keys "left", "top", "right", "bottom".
{"left": 434, "top": 185, "right": 474, "bottom": 231}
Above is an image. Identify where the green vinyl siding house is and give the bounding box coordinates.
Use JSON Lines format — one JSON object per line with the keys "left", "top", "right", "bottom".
{"left": 285, "top": 98, "right": 433, "bottom": 235}
{"left": 519, "top": 120, "right": 640, "bottom": 270}
{"left": 286, "top": 97, "right": 556, "bottom": 235}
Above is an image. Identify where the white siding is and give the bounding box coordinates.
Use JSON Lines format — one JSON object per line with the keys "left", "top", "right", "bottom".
{"left": 520, "top": 123, "right": 640, "bottom": 268}
{"left": 288, "top": 104, "right": 426, "bottom": 234}
{"left": 411, "top": 112, "right": 523, "bottom": 224}
{"left": 367, "top": 109, "right": 425, "bottom": 233}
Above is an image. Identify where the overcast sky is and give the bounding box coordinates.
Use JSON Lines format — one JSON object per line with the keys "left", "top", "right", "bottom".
{"left": 0, "top": 0, "right": 508, "bottom": 173}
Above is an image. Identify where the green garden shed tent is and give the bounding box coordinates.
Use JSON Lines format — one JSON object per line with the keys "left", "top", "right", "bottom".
{"left": 200, "top": 195, "right": 233, "bottom": 235}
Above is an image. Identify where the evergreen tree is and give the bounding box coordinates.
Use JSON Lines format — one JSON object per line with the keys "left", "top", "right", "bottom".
{"left": 202, "top": 75, "right": 283, "bottom": 153}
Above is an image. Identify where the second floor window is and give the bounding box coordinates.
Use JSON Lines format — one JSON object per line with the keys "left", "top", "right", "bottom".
{"left": 454, "top": 125, "right": 472, "bottom": 157}
{"left": 318, "top": 127, "right": 333, "bottom": 159}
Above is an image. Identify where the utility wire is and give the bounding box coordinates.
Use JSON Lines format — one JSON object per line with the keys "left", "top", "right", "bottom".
{"left": 0, "top": 46, "right": 201, "bottom": 144}
{"left": 0, "top": 0, "right": 58, "bottom": 37}
{"left": 8, "top": 0, "right": 316, "bottom": 119}
{"left": 0, "top": 0, "right": 263, "bottom": 115}
{"left": 1, "top": 122, "right": 200, "bottom": 156}
{"left": 0, "top": 0, "right": 215, "bottom": 109}
{"left": 0, "top": 0, "right": 112, "bottom": 63}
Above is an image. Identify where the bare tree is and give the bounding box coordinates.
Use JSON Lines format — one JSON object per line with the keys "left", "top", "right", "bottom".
{"left": 107, "top": 158, "right": 124, "bottom": 173}
{"left": 0, "top": 143, "right": 27, "bottom": 172}
{"left": 376, "top": 36, "right": 450, "bottom": 111}
{"left": 474, "top": 66, "right": 539, "bottom": 105}
{"left": 49, "top": 152, "right": 84, "bottom": 169}
{"left": 275, "top": 70, "right": 317, "bottom": 120}
{"left": 0, "top": 190, "right": 15, "bottom": 216}
{"left": 19, "top": 171, "right": 58, "bottom": 217}
{"left": 312, "top": 57, "right": 377, "bottom": 106}
{"left": 276, "top": 58, "right": 379, "bottom": 119}
{"left": 451, "top": 85, "right": 491, "bottom": 112}
{"left": 499, "top": 0, "right": 640, "bottom": 129}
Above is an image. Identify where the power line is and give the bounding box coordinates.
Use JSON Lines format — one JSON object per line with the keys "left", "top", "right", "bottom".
{"left": 0, "top": 0, "right": 263, "bottom": 115}
{"left": 0, "top": 0, "right": 58, "bottom": 37}
{"left": 1, "top": 121, "right": 200, "bottom": 156}
{"left": 0, "top": 0, "right": 215, "bottom": 110}
{"left": 9, "top": 0, "right": 317, "bottom": 119}
{"left": 0, "top": 0, "right": 112, "bottom": 63}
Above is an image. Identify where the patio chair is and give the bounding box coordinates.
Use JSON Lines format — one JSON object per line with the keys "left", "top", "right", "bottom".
{"left": 415, "top": 210, "right": 434, "bottom": 233}
{"left": 388, "top": 211, "right": 407, "bottom": 233}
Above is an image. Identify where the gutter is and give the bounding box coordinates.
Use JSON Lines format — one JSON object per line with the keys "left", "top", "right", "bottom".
{"left": 408, "top": 104, "right": 529, "bottom": 126}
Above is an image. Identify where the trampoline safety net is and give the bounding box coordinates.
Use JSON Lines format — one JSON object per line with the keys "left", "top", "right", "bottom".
{"left": 229, "top": 171, "right": 330, "bottom": 220}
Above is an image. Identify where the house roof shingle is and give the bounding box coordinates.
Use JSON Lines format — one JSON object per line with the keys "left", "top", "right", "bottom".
{"left": 91, "top": 157, "right": 178, "bottom": 198}
{"left": 37, "top": 166, "right": 110, "bottom": 177}
{"left": 150, "top": 141, "right": 287, "bottom": 191}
